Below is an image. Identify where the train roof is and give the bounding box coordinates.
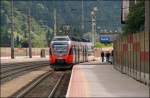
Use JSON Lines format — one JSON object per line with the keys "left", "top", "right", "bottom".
{"left": 52, "top": 36, "right": 70, "bottom": 41}
{"left": 69, "top": 36, "right": 90, "bottom": 42}
{"left": 52, "top": 36, "right": 90, "bottom": 42}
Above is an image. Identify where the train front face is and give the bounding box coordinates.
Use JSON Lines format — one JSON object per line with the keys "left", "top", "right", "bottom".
{"left": 49, "top": 38, "right": 73, "bottom": 68}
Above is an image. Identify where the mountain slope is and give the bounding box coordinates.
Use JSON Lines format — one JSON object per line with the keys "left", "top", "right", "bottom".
{"left": 0, "top": 0, "right": 121, "bottom": 47}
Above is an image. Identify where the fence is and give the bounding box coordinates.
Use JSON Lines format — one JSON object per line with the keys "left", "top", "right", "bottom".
{"left": 113, "top": 32, "right": 149, "bottom": 86}
{"left": 0, "top": 47, "right": 49, "bottom": 57}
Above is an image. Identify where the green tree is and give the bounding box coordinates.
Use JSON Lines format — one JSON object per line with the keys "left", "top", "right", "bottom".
{"left": 123, "top": 1, "right": 145, "bottom": 34}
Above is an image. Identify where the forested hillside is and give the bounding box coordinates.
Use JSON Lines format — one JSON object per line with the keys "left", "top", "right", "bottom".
{"left": 0, "top": 0, "right": 121, "bottom": 47}
{"left": 1, "top": 1, "right": 53, "bottom": 47}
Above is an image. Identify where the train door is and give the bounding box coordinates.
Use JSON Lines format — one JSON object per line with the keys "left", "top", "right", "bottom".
{"left": 80, "top": 46, "right": 83, "bottom": 62}
{"left": 75, "top": 46, "right": 78, "bottom": 63}
{"left": 74, "top": 46, "right": 76, "bottom": 63}
{"left": 84, "top": 46, "right": 86, "bottom": 62}
{"left": 80, "top": 46, "right": 82, "bottom": 62}
{"left": 78, "top": 46, "right": 80, "bottom": 63}
{"left": 85, "top": 45, "right": 88, "bottom": 62}
{"left": 72, "top": 45, "right": 76, "bottom": 64}
{"left": 82, "top": 46, "right": 84, "bottom": 62}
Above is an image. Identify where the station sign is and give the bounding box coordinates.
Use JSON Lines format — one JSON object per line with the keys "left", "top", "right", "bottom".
{"left": 100, "top": 36, "right": 110, "bottom": 43}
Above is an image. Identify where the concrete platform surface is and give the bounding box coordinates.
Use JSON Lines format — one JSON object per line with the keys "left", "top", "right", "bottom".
{"left": 66, "top": 61, "right": 149, "bottom": 97}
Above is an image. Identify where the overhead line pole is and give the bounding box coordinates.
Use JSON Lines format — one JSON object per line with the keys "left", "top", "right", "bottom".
{"left": 54, "top": 8, "right": 57, "bottom": 36}
{"left": 28, "top": 8, "right": 32, "bottom": 58}
{"left": 11, "top": 0, "right": 14, "bottom": 59}
{"left": 91, "top": 7, "right": 97, "bottom": 46}
{"left": 91, "top": 12, "right": 95, "bottom": 46}
{"left": 81, "top": 0, "right": 84, "bottom": 36}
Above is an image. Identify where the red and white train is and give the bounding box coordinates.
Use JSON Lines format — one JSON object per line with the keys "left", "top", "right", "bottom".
{"left": 49, "top": 36, "right": 93, "bottom": 69}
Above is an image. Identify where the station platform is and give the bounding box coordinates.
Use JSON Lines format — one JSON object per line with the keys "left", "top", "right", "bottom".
{"left": 66, "top": 61, "right": 149, "bottom": 97}
{"left": 1, "top": 56, "right": 49, "bottom": 64}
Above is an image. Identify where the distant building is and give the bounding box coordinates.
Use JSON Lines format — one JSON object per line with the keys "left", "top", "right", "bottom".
{"left": 121, "top": 0, "right": 149, "bottom": 34}
{"left": 145, "top": 1, "right": 150, "bottom": 34}
{"left": 121, "top": 0, "right": 138, "bottom": 24}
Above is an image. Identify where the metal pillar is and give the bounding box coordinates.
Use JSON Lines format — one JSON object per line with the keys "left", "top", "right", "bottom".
{"left": 11, "top": 0, "right": 14, "bottom": 59}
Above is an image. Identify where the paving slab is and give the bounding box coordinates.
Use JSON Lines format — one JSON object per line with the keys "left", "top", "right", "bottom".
{"left": 66, "top": 61, "right": 149, "bottom": 97}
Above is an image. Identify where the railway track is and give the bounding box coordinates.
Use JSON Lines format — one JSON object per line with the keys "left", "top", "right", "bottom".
{"left": 1, "top": 61, "right": 50, "bottom": 84}
{"left": 12, "top": 71, "right": 71, "bottom": 97}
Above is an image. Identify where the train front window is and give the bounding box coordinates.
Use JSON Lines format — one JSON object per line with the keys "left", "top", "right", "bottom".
{"left": 52, "top": 38, "right": 69, "bottom": 41}
{"left": 53, "top": 45, "right": 68, "bottom": 55}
